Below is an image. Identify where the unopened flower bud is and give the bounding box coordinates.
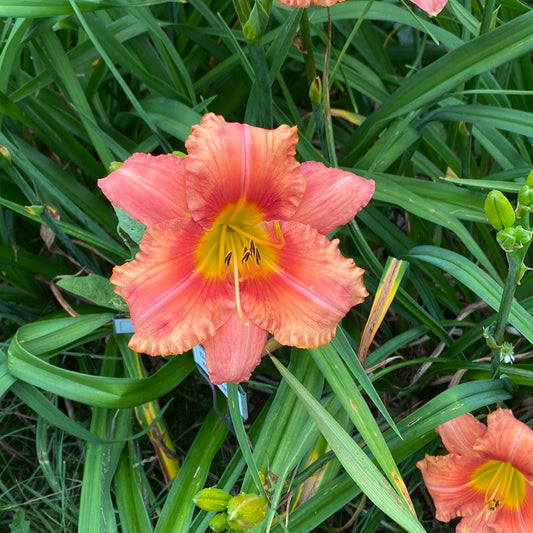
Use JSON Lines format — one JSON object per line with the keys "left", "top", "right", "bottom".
{"left": 518, "top": 185, "right": 533, "bottom": 209}
{"left": 227, "top": 493, "right": 268, "bottom": 530}
{"left": 458, "top": 121, "right": 471, "bottom": 137}
{"left": 108, "top": 161, "right": 123, "bottom": 172}
{"left": 24, "top": 205, "right": 45, "bottom": 216}
{"left": 208, "top": 513, "right": 229, "bottom": 532}
{"left": 513, "top": 226, "right": 532, "bottom": 246}
{"left": 0, "top": 145, "right": 11, "bottom": 164}
{"left": 526, "top": 169, "right": 533, "bottom": 188}
{"left": 496, "top": 228, "right": 517, "bottom": 251}
{"left": 496, "top": 226, "right": 531, "bottom": 251}
{"left": 243, "top": 3, "right": 268, "bottom": 41}
{"left": 484, "top": 190, "right": 515, "bottom": 230}
{"left": 309, "top": 76, "right": 322, "bottom": 106}
{"left": 193, "top": 488, "right": 232, "bottom": 512}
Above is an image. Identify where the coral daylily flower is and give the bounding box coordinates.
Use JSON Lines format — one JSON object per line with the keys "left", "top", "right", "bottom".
{"left": 275, "top": 0, "right": 345, "bottom": 7}
{"left": 408, "top": 0, "right": 448, "bottom": 16}
{"left": 99, "top": 113, "right": 374, "bottom": 385}
{"left": 417, "top": 409, "right": 533, "bottom": 532}
{"left": 275, "top": 0, "right": 447, "bottom": 16}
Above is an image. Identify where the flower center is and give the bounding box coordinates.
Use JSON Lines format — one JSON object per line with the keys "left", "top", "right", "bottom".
{"left": 195, "top": 201, "right": 283, "bottom": 321}
{"left": 470, "top": 459, "right": 526, "bottom": 511}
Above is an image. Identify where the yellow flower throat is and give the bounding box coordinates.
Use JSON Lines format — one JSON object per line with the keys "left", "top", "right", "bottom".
{"left": 196, "top": 201, "right": 284, "bottom": 322}
{"left": 470, "top": 459, "right": 526, "bottom": 512}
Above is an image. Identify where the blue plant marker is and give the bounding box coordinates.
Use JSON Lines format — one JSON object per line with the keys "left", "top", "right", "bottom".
{"left": 112, "top": 317, "right": 248, "bottom": 422}
{"left": 192, "top": 345, "right": 248, "bottom": 421}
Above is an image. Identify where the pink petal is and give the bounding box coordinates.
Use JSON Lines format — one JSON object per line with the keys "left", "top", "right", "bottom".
{"left": 242, "top": 221, "right": 367, "bottom": 348}
{"left": 456, "top": 486, "right": 533, "bottom": 533}
{"left": 473, "top": 409, "right": 533, "bottom": 475}
{"left": 436, "top": 413, "right": 487, "bottom": 456}
{"left": 291, "top": 162, "right": 374, "bottom": 235}
{"left": 276, "top": 0, "right": 345, "bottom": 5}
{"left": 184, "top": 113, "right": 305, "bottom": 228}
{"left": 98, "top": 153, "right": 190, "bottom": 227}
{"left": 408, "top": 0, "right": 448, "bottom": 16}
{"left": 416, "top": 454, "right": 486, "bottom": 523}
{"left": 493, "top": 490, "right": 533, "bottom": 533}
{"left": 111, "top": 219, "right": 233, "bottom": 355}
{"left": 203, "top": 313, "right": 268, "bottom": 385}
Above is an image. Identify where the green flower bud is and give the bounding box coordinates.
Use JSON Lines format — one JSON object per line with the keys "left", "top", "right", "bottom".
{"left": 0, "top": 145, "right": 11, "bottom": 164}
{"left": 518, "top": 185, "right": 533, "bottom": 209}
{"left": 484, "top": 190, "right": 515, "bottom": 230}
{"left": 24, "top": 205, "right": 45, "bottom": 217}
{"left": 242, "top": 2, "right": 269, "bottom": 41}
{"left": 209, "top": 513, "right": 229, "bottom": 532}
{"left": 496, "top": 228, "right": 517, "bottom": 251}
{"left": 525, "top": 169, "right": 533, "bottom": 188}
{"left": 108, "top": 161, "right": 123, "bottom": 172}
{"left": 309, "top": 76, "right": 322, "bottom": 107}
{"left": 193, "top": 488, "right": 232, "bottom": 512}
{"left": 458, "top": 121, "right": 471, "bottom": 137}
{"left": 227, "top": 494, "right": 268, "bottom": 531}
{"left": 513, "top": 225, "right": 532, "bottom": 246}
{"left": 495, "top": 226, "right": 531, "bottom": 251}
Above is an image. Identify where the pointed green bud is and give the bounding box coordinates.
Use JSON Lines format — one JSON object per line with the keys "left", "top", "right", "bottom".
{"left": 526, "top": 169, "right": 533, "bottom": 188}
{"left": 0, "top": 145, "right": 11, "bottom": 164}
{"left": 513, "top": 225, "right": 532, "bottom": 246}
{"left": 458, "top": 121, "right": 471, "bottom": 137}
{"left": 309, "top": 76, "right": 322, "bottom": 107}
{"left": 24, "top": 205, "right": 45, "bottom": 217}
{"left": 243, "top": 2, "right": 269, "bottom": 41}
{"left": 495, "top": 226, "right": 531, "bottom": 251}
{"left": 227, "top": 494, "right": 268, "bottom": 530}
{"left": 496, "top": 228, "right": 517, "bottom": 251}
{"left": 484, "top": 190, "right": 515, "bottom": 230}
{"left": 108, "top": 161, "right": 123, "bottom": 172}
{"left": 193, "top": 488, "right": 232, "bottom": 512}
{"left": 518, "top": 185, "right": 533, "bottom": 210}
{"left": 208, "top": 513, "right": 229, "bottom": 532}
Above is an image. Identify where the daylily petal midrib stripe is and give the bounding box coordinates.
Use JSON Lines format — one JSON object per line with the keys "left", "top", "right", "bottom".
{"left": 266, "top": 267, "right": 348, "bottom": 316}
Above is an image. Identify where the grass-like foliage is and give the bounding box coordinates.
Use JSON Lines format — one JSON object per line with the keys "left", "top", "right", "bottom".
{"left": 1, "top": 0, "right": 532, "bottom": 531}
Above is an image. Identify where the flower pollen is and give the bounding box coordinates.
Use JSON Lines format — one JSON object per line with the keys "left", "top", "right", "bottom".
{"left": 470, "top": 460, "right": 526, "bottom": 511}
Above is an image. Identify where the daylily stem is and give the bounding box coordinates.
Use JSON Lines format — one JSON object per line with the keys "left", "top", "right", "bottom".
{"left": 323, "top": 8, "right": 338, "bottom": 167}
{"left": 491, "top": 204, "right": 531, "bottom": 377}
{"left": 299, "top": 10, "right": 316, "bottom": 84}
{"left": 491, "top": 245, "right": 528, "bottom": 377}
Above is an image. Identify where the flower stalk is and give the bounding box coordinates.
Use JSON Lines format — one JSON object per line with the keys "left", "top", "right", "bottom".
{"left": 484, "top": 178, "right": 532, "bottom": 377}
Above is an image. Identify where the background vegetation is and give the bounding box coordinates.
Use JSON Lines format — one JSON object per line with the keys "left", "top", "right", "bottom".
{"left": 1, "top": 0, "right": 532, "bottom": 531}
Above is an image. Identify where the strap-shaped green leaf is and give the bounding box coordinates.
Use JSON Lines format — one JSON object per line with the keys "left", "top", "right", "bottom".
{"left": 408, "top": 245, "right": 533, "bottom": 343}
{"left": 8, "top": 314, "right": 195, "bottom": 407}
{"left": 270, "top": 356, "right": 426, "bottom": 533}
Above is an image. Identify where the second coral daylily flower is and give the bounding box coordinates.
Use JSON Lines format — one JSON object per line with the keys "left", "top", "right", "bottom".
{"left": 408, "top": 0, "right": 448, "bottom": 16}
{"left": 99, "top": 113, "right": 374, "bottom": 385}
{"left": 417, "top": 409, "right": 533, "bottom": 532}
{"left": 275, "top": 0, "right": 447, "bottom": 16}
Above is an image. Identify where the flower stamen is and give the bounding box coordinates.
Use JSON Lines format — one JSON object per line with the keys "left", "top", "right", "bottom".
{"left": 232, "top": 252, "right": 248, "bottom": 325}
